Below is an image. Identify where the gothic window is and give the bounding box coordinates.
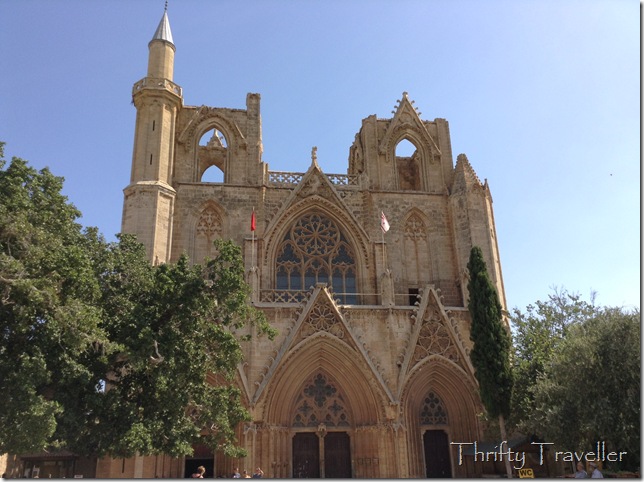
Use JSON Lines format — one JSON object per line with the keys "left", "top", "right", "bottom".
{"left": 292, "top": 373, "right": 350, "bottom": 428}
{"left": 194, "top": 205, "right": 222, "bottom": 262}
{"left": 420, "top": 391, "right": 448, "bottom": 425}
{"left": 403, "top": 213, "right": 430, "bottom": 291}
{"left": 395, "top": 138, "right": 421, "bottom": 190}
{"left": 198, "top": 128, "right": 227, "bottom": 182}
{"left": 276, "top": 212, "right": 357, "bottom": 304}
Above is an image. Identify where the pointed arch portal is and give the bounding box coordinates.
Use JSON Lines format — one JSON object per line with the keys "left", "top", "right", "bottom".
{"left": 291, "top": 372, "right": 353, "bottom": 478}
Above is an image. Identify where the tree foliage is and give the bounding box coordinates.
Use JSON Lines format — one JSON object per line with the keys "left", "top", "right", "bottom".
{"left": 510, "top": 288, "right": 596, "bottom": 428}
{"left": 0, "top": 147, "right": 108, "bottom": 455}
{"left": 0, "top": 145, "right": 275, "bottom": 458}
{"left": 511, "top": 291, "right": 640, "bottom": 470}
{"left": 467, "top": 246, "right": 513, "bottom": 419}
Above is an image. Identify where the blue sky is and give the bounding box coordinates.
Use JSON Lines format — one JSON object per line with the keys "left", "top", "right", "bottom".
{"left": 1, "top": 0, "right": 639, "bottom": 313}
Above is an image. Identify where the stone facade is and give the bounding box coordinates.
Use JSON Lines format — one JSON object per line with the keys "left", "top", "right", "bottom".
{"left": 1, "top": 9, "right": 509, "bottom": 480}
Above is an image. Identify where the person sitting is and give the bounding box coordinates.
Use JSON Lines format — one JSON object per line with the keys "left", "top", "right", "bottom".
{"left": 589, "top": 462, "right": 603, "bottom": 478}
{"left": 572, "top": 462, "right": 587, "bottom": 478}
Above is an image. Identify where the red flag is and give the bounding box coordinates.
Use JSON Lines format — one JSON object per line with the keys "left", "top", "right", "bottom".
{"left": 251, "top": 209, "right": 256, "bottom": 231}
{"left": 380, "top": 211, "right": 390, "bottom": 233}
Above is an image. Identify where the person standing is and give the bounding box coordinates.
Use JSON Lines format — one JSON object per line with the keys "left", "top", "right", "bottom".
{"left": 192, "top": 466, "right": 206, "bottom": 478}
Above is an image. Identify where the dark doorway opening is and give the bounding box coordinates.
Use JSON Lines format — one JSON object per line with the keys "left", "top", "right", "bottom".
{"left": 408, "top": 288, "right": 420, "bottom": 305}
{"left": 424, "top": 429, "right": 452, "bottom": 478}
{"left": 184, "top": 458, "right": 213, "bottom": 478}
{"left": 293, "top": 432, "right": 320, "bottom": 478}
{"left": 324, "top": 432, "right": 352, "bottom": 478}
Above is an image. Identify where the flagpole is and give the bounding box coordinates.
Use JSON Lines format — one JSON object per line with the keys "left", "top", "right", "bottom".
{"left": 382, "top": 228, "right": 386, "bottom": 269}
{"left": 251, "top": 207, "right": 255, "bottom": 270}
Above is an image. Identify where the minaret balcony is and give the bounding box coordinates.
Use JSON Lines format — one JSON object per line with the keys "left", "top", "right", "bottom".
{"left": 132, "top": 77, "right": 182, "bottom": 98}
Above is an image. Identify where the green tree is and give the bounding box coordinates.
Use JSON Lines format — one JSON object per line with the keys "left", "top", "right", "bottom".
{"left": 528, "top": 306, "right": 640, "bottom": 471}
{"left": 467, "top": 246, "right": 513, "bottom": 477}
{"left": 510, "top": 288, "right": 597, "bottom": 430}
{"left": 0, "top": 145, "right": 276, "bottom": 459}
{"left": 0, "top": 146, "right": 111, "bottom": 454}
{"left": 72, "top": 236, "right": 275, "bottom": 458}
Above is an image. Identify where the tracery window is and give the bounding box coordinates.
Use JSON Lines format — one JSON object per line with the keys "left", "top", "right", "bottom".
{"left": 292, "top": 373, "right": 350, "bottom": 428}
{"left": 276, "top": 212, "right": 357, "bottom": 304}
{"left": 403, "top": 213, "right": 430, "bottom": 294}
{"left": 194, "top": 205, "right": 222, "bottom": 262}
{"left": 419, "top": 391, "right": 448, "bottom": 425}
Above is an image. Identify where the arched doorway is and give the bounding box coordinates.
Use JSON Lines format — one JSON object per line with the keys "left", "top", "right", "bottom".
{"left": 291, "top": 373, "right": 353, "bottom": 478}
{"left": 259, "top": 329, "right": 388, "bottom": 478}
{"left": 423, "top": 429, "right": 451, "bottom": 478}
{"left": 183, "top": 444, "right": 214, "bottom": 478}
{"left": 420, "top": 390, "right": 452, "bottom": 477}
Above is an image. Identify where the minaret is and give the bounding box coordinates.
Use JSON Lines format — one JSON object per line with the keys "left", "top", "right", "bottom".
{"left": 122, "top": 5, "right": 183, "bottom": 263}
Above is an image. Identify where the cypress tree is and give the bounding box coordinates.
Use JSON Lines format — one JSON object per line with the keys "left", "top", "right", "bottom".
{"left": 467, "top": 246, "right": 513, "bottom": 476}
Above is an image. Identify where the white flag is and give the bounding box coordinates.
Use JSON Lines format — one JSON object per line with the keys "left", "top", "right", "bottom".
{"left": 380, "top": 211, "right": 390, "bottom": 233}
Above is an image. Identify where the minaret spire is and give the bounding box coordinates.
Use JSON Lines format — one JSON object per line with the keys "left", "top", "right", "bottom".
{"left": 151, "top": 6, "right": 174, "bottom": 45}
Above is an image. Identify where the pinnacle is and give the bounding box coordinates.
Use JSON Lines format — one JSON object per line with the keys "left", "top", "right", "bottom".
{"left": 152, "top": 9, "right": 174, "bottom": 44}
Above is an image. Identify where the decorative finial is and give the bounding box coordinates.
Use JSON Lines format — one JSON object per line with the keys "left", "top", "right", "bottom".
{"left": 311, "top": 146, "right": 318, "bottom": 166}
{"left": 164, "top": 0, "right": 168, "bottom": 11}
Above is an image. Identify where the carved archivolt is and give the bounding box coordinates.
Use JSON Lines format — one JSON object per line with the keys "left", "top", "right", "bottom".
{"left": 259, "top": 334, "right": 389, "bottom": 425}
{"left": 401, "top": 355, "right": 479, "bottom": 407}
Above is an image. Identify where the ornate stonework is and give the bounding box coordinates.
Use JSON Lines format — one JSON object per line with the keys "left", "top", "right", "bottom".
{"left": 107, "top": 9, "right": 509, "bottom": 479}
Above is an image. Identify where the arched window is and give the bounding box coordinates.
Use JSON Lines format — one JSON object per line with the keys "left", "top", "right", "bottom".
{"left": 276, "top": 212, "right": 357, "bottom": 304}
{"left": 395, "top": 138, "right": 421, "bottom": 190}
{"left": 194, "top": 205, "right": 222, "bottom": 262}
{"left": 403, "top": 212, "right": 430, "bottom": 294}
{"left": 198, "top": 128, "right": 227, "bottom": 182}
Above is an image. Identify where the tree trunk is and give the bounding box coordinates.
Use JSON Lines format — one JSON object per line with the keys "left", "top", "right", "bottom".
{"left": 499, "top": 414, "right": 513, "bottom": 478}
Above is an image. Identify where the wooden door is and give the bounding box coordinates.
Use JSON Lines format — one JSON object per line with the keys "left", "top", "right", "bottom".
{"left": 324, "top": 432, "right": 351, "bottom": 478}
{"left": 424, "top": 429, "right": 452, "bottom": 478}
{"left": 293, "top": 432, "right": 320, "bottom": 478}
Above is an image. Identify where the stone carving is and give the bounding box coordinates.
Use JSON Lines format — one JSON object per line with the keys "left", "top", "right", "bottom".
{"left": 196, "top": 206, "right": 222, "bottom": 240}
{"left": 301, "top": 302, "right": 344, "bottom": 339}
{"left": 404, "top": 213, "right": 427, "bottom": 240}
{"left": 292, "top": 373, "right": 350, "bottom": 427}
{"left": 412, "top": 316, "right": 459, "bottom": 363}
{"left": 419, "top": 390, "right": 448, "bottom": 425}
